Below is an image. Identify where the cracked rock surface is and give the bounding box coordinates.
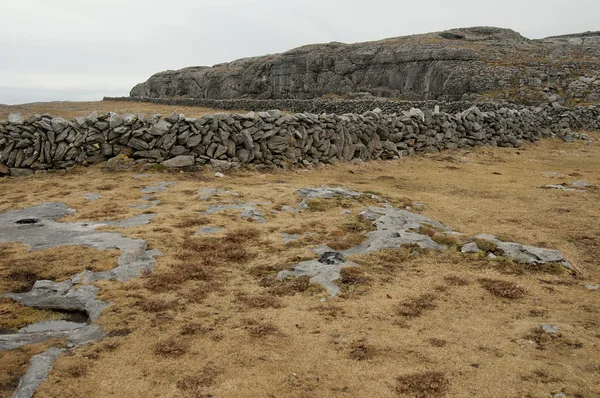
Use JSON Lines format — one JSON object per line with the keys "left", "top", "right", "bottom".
{"left": 0, "top": 201, "right": 161, "bottom": 396}
{"left": 278, "top": 188, "right": 575, "bottom": 296}
{"left": 11, "top": 348, "right": 65, "bottom": 398}
{"left": 201, "top": 202, "right": 270, "bottom": 223}
{"left": 469, "top": 234, "right": 574, "bottom": 270}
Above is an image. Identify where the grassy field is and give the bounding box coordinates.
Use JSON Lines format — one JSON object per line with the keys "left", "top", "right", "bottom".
{"left": 0, "top": 101, "right": 246, "bottom": 120}
{"left": 0, "top": 120, "right": 599, "bottom": 397}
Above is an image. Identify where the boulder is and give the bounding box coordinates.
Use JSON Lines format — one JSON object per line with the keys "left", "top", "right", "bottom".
{"left": 8, "top": 112, "right": 24, "bottom": 125}
{"left": 104, "top": 154, "right": 135, "bottom": 171}
{"left": 161, "top": 155, "right": 194, "bottom": 168}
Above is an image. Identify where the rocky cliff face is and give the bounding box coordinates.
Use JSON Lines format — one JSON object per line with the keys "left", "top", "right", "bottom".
{"left": 130, "top": 27, "right": 600, "bottom": 105}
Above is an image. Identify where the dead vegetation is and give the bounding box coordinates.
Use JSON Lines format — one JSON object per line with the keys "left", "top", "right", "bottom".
{"left": 395, "top": 371, "right": 450, "bottom": 397}
{"left": 154, "top": 336, "right": 190, "bottom": 357}
{"left": 1, "top": 128, "right": 600, "bottom": 397}
{"left": 479, "top": 278, "right": 527, "bottom": 299}
{"left": 397, "top": 294, "right": 439, "bottom": 318}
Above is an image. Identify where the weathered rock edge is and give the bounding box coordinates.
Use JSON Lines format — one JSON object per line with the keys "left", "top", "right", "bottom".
{"left": 0, "top": 202, "right": 160, "bottom": 398}
{"left": 1, "top": 104, "right": 598, "bottom": 175}
{"left": 128, "top": 27, "right": 600, "bottom": 105}
{"left": 278, "top": 188, "right": 574, "bottom": 295}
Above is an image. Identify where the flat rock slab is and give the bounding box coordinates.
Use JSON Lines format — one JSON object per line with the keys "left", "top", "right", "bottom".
{"left": 19, "top": 320, "right": 87, "bottom": 334}
{"left": 278, "top": 188, "right": 575, "bottom": 296}
{"left": 0, "top": 324, "right": 103, "bottom": 351}
{"left": 132, "top": 174, "right": 153, "bottom": 179}
{"left": 280, "top": 232, "right": 300, "bottom": 243}
{"left": 278, "top": 201, "right": 457, "bottom": 296}
{"left": 141, "top": 181, "right": 174, "bottom": 194}
{"left": 543, "top": 171, "right": 564, "bottom": 178}
{"left": 91, "top": 213, "right": 156, "bottom": 228}
{"left": 0, "top": 203, "right": 159, "bottom": 318}
{"left": 11, "top": 348, "right": 65, "bottom": 398}
{"left": 571, "top": 180, "right": 592, "bottom": 188}
{"left": 297, "top": 187, "right": 363, "bottom": 199}
{"left": 83, "top": 193, "right": 102, "bottom": 202}
{"left": 469, "top": 234, "right": 574, "bottom": 270}
{"left": 199, "top": 188, "right": 240, "bottom": 200}
{"left": 201, "top": 202, "right": 270, "bottom": 223}
{"left": 540, "top": 184, "right": 586, "bottom": 193}
{"left": 0, "top": 202, "right": 160, "bottom": 397}
{"left": 162, "top": 155, "right": 194, "bottom": 168}
{"left": 540, "top": 324, "right": 560, "bottom": 334}
{"left": 278, "top": 251, "right": 357, "bottom": 296}
{"left": 195, "top": 226, "right": 225, "bottom": 236}
{"left": 129, "top": 200, "right": 161, "bottom": 209}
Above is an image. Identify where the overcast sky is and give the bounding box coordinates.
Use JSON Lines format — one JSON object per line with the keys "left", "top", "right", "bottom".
{"left": 0, "top": 0, "right": 597, "bottom": 105}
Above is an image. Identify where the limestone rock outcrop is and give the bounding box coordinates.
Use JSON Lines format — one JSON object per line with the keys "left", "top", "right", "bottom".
{"left": 130, "top": 27, "right": 600, "bottom": 105}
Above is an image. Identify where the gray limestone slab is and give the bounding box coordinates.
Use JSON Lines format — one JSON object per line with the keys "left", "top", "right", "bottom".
{"left": 11, "top": 348, "right": 65, "bottom": 398}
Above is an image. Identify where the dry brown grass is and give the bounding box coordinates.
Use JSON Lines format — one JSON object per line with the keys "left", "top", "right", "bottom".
{"left": 479, "top": 278, "right": 527, "bottom": 299}
{"left": 235, "top": 293, "right": 284, "bottom": 309}
{"left": 395, "top": 371, "right": 449, "bottom": 397}
{"left": 0, "top": 100, "right": 247, "bottom": 120}
{"left": 1, "top": 124, "right": 600, "bottom": 397}
{"left": 397, "top": 293, "right": 439, "bottom": 318}
{"left": 154, "top": 336, "right": 190, "bottom": 357}
{"left": 0, "top": 244, "right": 120, "bottom": 294}
{"left": 177, "top": 364, "right": 221, "bottom": 397}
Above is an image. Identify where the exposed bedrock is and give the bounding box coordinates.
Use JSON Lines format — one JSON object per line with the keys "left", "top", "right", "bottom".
{"left": 130, "top": 27, "right": 600, "bottom": 105}
{"left": 0, "top": 199, "right": 163, "bottom": 397}
{"left": 278, "top": 188, "right": 575, "bottom": 296}
{"left": 0, "top": 202, "right": 159, "bottom": 341}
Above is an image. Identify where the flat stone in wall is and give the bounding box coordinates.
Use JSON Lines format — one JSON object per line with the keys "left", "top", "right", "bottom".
{"left": 1, "top": 104, "right": 598, "bottom": 176}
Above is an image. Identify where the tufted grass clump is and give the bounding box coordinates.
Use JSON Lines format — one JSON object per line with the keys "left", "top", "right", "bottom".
{"left": 395, "top": 371, "right": 449, "bottom": 396}
{"left": 479, "top": 278, "right": 526, "bottom": 299}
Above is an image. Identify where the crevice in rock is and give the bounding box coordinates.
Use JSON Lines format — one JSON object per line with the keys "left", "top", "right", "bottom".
{"left": 0, "top": 202, "right": 161, "bottom": 398}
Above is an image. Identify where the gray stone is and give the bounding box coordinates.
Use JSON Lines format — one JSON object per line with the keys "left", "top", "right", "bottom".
{"left": 128, "top": 200, "right": 161, "bottom": 209}
{"left": 198, "top": 188, "right": 240, "bottom": 200}
{"left": 18, "top": 320, "right": 87, "bottom": 334}
{"left": 10, "top": 348, "right": 65, "bottom": 398}
{"left": 280, "top": 232, "right": 300, "bottom": 243}
{"left": 473, "top": 234, "right": 574, "bottom": 271}
{"left": 201, "top": 202, "right": 270, "bottom": 223}
{"left": 8, "top": 112, "right": 25, "bottom": 125}
{"left": 195, "top": 226, "right": 225, "bottom": 236}
{"left": 0, "top": 163, "right": 9, "bottom": 176}
{"left": 584, "top": 284, "right": 599, "bottom": 290}
{"left": 105, "top": 155, "right": 134, "bottom": 171}
{"left": 141, "top": 181, "right": 174, "bottom": 194}
{"left": 162, "top": 155, "right": 194, "bottom": 168}
{"left": 0, "top": 203, "right": 160, "bottom": 314}
{"left": 83, "top": 193, "right": 102, "bottom": 202}
{"left": 540, "top": 324, "right": 560, "bottom": 334}
{"left": 297, "top": 187, "right": 363, "bottom": 199}
{"left": 540, "top": 184, "right": 586, "bottom": 193}
{"left": 543, "top": 171, "right": 563, "bottom": 178}
{"left": 461, "top": 242, "right": 480, "bottom": 253}
{"left": 571, "top": 180, "right": 591, "bottom": 188}
{"left": 210, "top": 159, "right": 232, "bottom": 172}
{"left": 0, "top": 324, "right": 103, "bottom": 351}
{"left": 9, "top": 168, "right": 34, "bottom": 177}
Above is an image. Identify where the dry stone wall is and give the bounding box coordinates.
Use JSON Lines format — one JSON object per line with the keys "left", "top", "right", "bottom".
{"left": 1, "top": 104, "right": 599, "bottom": 176}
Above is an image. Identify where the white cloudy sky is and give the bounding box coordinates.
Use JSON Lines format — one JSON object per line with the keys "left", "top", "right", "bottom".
{"left": 0, "top": 0, "right": 597, "bottom": 104}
